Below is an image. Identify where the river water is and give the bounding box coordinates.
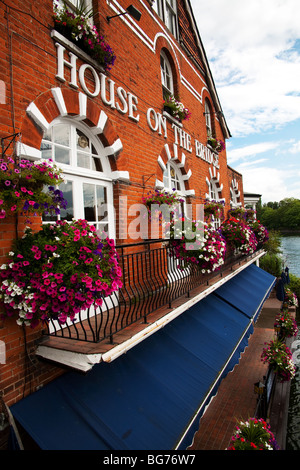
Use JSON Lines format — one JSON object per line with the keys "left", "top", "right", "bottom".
{"left": 280, "top": 235, "right": 300, "bottom": 277}
{"left": 280, "top": 235, "right": 300, "bottom": 450}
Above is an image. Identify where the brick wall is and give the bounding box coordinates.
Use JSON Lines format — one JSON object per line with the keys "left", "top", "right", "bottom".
{"left": 0, "top": 0, "right": 244, "bottom": 417}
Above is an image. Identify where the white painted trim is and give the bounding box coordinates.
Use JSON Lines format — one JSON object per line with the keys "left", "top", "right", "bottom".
{"left": 185, "top": 189, "right": 195, "bottom": 197}
{"left": 26, "top": 102, "right": 50, "bottom": 132}
{"left": 157, "top": 155, "right": 166, "bottom": 171}
{"left": 36, "top": 346, "right": 102, "bottom": 372}
{"left": 164, "top": 143, "right": 172, "bottom": 161}
{"left": 51, "top": 30, "right": 105, "bottom": 73}
{"left": 111, "top": 170, "right": 130, "bottom": 181}
{"left": 51, "top": 87, "right": 67, "bottom": 116}
{"left": 16, "top": 142, "right": 41, "bottom": 160}
{"left": 177, "top": 151, "right": 185, "bottom": 168}
{"left": 103, "top": 138, "right": 123, "bottom": 157}
{"left": 92, "top": 110, "right": 108, "bottom": 135}
{"left": 182, "top": 169, "right": 192, "bottom": 181}
{"left": 107, "top": 0, "right": 207, "bottom": 107}
{"left": 78, "top": 92, "right": 87, "bottom": 120}
{"left": 155, "top": 179, "right": 164, "bottom": 188}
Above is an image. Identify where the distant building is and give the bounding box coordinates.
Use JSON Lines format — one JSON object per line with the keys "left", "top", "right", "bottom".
{"left": 244, "top": 191, "right": 262, "bottom": 216}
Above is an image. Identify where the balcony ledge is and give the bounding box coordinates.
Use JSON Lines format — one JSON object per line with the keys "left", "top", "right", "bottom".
{"left": 36, "top": 249, "right": 266, "bottom": 372}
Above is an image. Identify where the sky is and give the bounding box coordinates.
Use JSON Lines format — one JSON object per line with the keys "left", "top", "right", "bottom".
{"left": 189, "top": 0, "right": 300, "bottom": 203}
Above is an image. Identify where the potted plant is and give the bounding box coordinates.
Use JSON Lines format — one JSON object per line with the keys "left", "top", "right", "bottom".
{"left": 0, "top": 157, "right": 67, "bottom": 220}
{"left": 53, "top": 0, "right": 116, "bottom": 71}
{"left": 227, "top": 418, "right": 279, "bottom": 450}
{"left": 219, "top": 217, "right": 258, "bottom": 255}
{"left": 204, "top": 199, "right": 225, "bottom": 221}
{"left": 207, "top": 133, "right": 225, "bottom": 152}
{"left": 0, "top": 219, "right": 122, "bottom": 328}
{"left": 274, "top": 310, "right": 298, "bottom": 339}
{"left": 163, "top": 94, "right": 191, "bottom": 121}
{"left": 166, "top": 218, "right": 226, "bottom": 273}
{"left": 142, "top": 189, "right": 184, "bottom": 220}
{"left": 245, "top": 208, "right": 256, "bottom": 221}
{"left": 228, "top": 207, "right": 246, "bottom": 219}
{"left": 261, "top": 339, "right": 296, "bottom": 382}
{"left": 284, "top": 287, "right": 299, "bottom": 307}
{"left": 247, "top": 220, "right": 269, "bottom": 245}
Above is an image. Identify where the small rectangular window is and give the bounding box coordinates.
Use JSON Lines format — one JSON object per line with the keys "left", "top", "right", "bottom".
{"left": 153, "top": 0, "right": 178, "bottom": 38}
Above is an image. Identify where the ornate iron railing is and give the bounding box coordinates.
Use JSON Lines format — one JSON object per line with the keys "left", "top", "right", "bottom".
{"left": 45, "top": 239, "right": 262, "bottom": 344}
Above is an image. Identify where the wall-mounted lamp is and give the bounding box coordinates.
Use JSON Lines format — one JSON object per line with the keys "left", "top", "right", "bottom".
{"left": 107, "top": 5, "right": 142, "bottom": 22}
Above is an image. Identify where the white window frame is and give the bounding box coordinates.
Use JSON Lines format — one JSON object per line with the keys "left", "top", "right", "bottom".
{"left": 205, "top": 99, "right": 212, "bottom": 136}
{"left": 40, "top": 117, "right": 115, "bottom": 239}
{"left": 161, "top": 51, "right": 174, "bottom": 97}
{"left": 163, "top": 161, "right": 182, "bottom": 193}
{"left": 208, "top": 181, "right": 222, "bottom": 229}
{"left": 153, "top": 0, "right": 179, "bottom": 38}
{"left": 163, "top": 161, "right": 186, "bottom": 216}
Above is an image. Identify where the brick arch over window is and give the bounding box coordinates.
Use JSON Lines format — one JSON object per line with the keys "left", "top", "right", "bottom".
{"left": 155, "top": 143, "right": 195, "bottom": 196}
{"left": 205, "top": 166, "right": 223, "bottom": 200}
{"left": 230, "top": 179, "right": 242, "bottom": 207}
{"left": 19, "top": 88, "right": 123, "bottom": 174}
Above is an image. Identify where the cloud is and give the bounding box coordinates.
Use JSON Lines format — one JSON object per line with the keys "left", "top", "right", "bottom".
{"left": 190, "top": 0, "right": 300, "bottom": 136}
{"left": 236, "top": 166, "right": 300, "bottom": 202}
{"left": 238, "top": 159, "right": 268, "bottom": 168}
{"left": 189, "top": 0, "right": 300, "bottom": 203}
{"left": 288, "top": 140, "right": 300, "bottom": 154}
{"left": 227, "top": 142, "right": 280, "bottom": 163}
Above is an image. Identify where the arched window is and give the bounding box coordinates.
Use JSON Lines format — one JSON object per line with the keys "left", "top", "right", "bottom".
{"left": 209, "top": 179, "right": 218, "bottom": 201}
{"left": 160, "top": 50, "right": 174, "bottom": 99}
{"left": 162, "top": 161, "right": 186, "bottom": 217}
{"left": 163, "top": 162, "right": 182, "bottom": 192}
{"left": 40, "top": 118, "right": 115, "bottom": 238}
{"left": 208, "top": 179, "right": 222, "bottom": 229}
{"left": 205, "top": 99, "right": 213, "bottom": 137}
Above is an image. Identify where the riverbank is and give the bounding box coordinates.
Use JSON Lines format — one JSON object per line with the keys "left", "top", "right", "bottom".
{"left": 279, "top": 230, "right": 300, "bottom": 235}
{"left": 189, "top": 291, "right": 293, "bottom": 450}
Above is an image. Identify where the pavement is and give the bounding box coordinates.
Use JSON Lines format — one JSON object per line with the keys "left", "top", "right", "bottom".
{"left": 188, "top": 294, "right": 290, "bottom": 451}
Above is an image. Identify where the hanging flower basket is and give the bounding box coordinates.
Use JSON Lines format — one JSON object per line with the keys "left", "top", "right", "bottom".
{"left": 228, "top": 207, "right": 246, "bottom": 219}
{"left": 227, "top": 418, "right": 279, "bottom": 450}
{"left": 142, "top": 189, "right": 184, "bottom": 221}
{"left": 53, "top": 1, "right": 116, "bottom": 71}
{"left": 204, "top": 199, "right": 225, "bottom": 221}
{"left": 274, "top": 310, "right": 298, "bottom": 339}
{"left": 261, "top": 339, "right": 296, "bottom": 382}
{"left": 245, "top": 208, "right": 256, "bottom": 221}
{"left": 207, "top": 135, "right": 225, "bottom": 152}
{"left": 0, "top": 219, "right": 122, "bottom": 328}
{"left": 163, "top": 94, "right": 191, "bottom": 121}
{"left": 166, "top": 218, "right": 226, "bottom": 273}
{"left": 0, "top": 157, "right": 67, "bottom": 220}
{"left": 219, "top": 217, "right": 257, "bottom": 255}
{"left": 247, "top": 220, "right": 269, "bottom": 245}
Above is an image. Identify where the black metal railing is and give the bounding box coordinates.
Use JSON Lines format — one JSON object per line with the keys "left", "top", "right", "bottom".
{"left": 45, "top": 239, "right": 263, "bottom": 344}
{"left": 254, "top": 367, "right": 276, "bottom": 419}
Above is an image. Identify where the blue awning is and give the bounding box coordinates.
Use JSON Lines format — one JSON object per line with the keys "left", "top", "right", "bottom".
{"left": 11, "top": 264, "right": 275, "bottom": 450}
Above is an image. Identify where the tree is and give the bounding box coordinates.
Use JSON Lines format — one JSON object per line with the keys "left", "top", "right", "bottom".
{"left": 259, "top": 198, "right": 300, "bottom": 232}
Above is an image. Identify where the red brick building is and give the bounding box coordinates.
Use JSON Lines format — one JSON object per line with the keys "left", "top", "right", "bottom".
{"left": 0, "top": 0, "right": 273, "bottom": 451}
